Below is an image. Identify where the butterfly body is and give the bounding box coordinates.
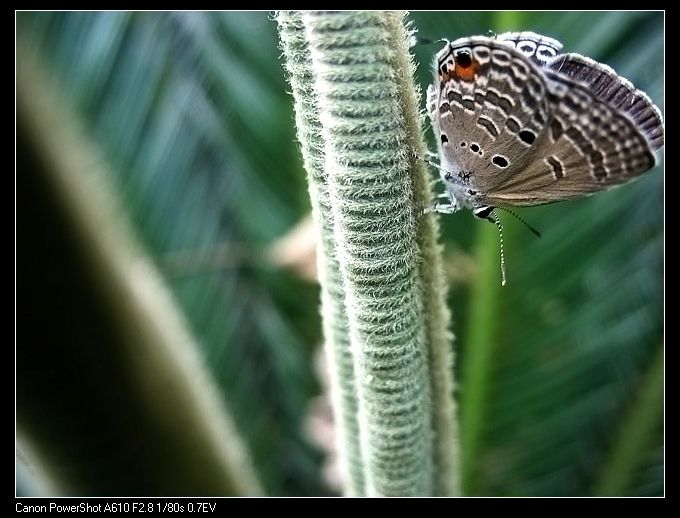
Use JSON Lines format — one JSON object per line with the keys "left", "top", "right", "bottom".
{"left": 427, "top": 31, "right": 664, "bottom": 216}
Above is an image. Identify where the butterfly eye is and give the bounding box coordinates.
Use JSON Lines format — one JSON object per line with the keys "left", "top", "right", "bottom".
{"left": 473, "top": 206, "right": 494, "bottom": 219}
{"left": 455, "top": 51, "right": 472, "bottom": 68}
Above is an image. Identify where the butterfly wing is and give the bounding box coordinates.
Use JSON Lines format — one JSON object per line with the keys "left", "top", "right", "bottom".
{"left": 497, "top": 31, "right": 564, "bottom": 67}
{"left": 486, "top": 59, "right": 663, "bottom": 206}
{"left": 546, "top": 53, "right": 664, "bottom": 148}
{"left": 430, "top": 34, "right": 664, "bottom": 208}
{"left": 430, "top": 37, "right": 555, "bottom": 207}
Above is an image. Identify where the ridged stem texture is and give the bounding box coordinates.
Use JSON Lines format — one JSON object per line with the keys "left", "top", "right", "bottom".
{"left": 277, "top": 11, "right": 458, "bottom": 496}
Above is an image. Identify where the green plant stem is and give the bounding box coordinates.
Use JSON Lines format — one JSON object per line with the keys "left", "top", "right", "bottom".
{"left": 383, "top": 14, "right": 459, "bottom": 496}
{"left": 460, "top": 222, "right": 504, "bottom": 495}
{"left": 306, "top": 10, "right": 432, "bottom": 496}
{"left": 279, "top": 10, "right": 458, "bottom": 496}
{"left": 276, "top": 11, "right": 365, "bottom": 496}
{"left": 592, "top": 345, "right": 664, "bottom": 496}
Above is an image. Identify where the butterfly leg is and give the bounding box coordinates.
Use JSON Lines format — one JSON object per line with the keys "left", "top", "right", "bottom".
{"left": 410, "top": 151, "right": 456, "bottom": 182}
{"left": 410, "top": 150, "right": 440, "bottom": 168}
{"left": 424, "top": 201, "right": 459, "bottom": 214}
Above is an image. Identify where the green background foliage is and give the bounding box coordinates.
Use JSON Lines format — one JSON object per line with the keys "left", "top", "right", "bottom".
{"left": 16, "top": 11, "right": 663, "bottom": 496}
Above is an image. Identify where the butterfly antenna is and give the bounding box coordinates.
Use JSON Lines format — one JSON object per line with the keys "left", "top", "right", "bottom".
{"left": 413, "top": 36, "right": 449, "bottom": 46}
{"left": 488, "top": 210, "right": 507, "bottom": 287}
{"left": 496, "top": 207, "right": 541, "bottom": 238}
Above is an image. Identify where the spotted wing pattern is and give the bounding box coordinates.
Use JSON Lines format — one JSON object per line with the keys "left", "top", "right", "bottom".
{"left": 428, "top": 31, "right": 664, "bottom": 209}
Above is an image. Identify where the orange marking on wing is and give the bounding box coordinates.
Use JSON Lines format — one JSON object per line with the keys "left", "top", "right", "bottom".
{"left": 455, "top": 60, "right": 479, "bottom": 81}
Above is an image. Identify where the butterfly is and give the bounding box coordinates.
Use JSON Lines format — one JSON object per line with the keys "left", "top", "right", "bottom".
{"left": 427, "top": 31, "right": 664, "bottom": 219}
{"left": 425, "top": 31, "right": 664, "bottom": 284}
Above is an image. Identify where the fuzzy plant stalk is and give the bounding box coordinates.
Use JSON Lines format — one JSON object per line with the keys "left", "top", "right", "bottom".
{"left": 277, "top": 11, "right": 366, "bottom": 496}
{"left": 277, "top": 11, "right": 458, "bottom": 496}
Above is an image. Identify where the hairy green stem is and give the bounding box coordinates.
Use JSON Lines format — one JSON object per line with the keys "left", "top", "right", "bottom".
{"left": 382, "top": 14, "right": 458, "bottom": 496}
{"left": 276, "top": 11, "right": 366, "bottom": 496}
{"left": 278, "top": 11, "right": 458, "bottom": 496}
